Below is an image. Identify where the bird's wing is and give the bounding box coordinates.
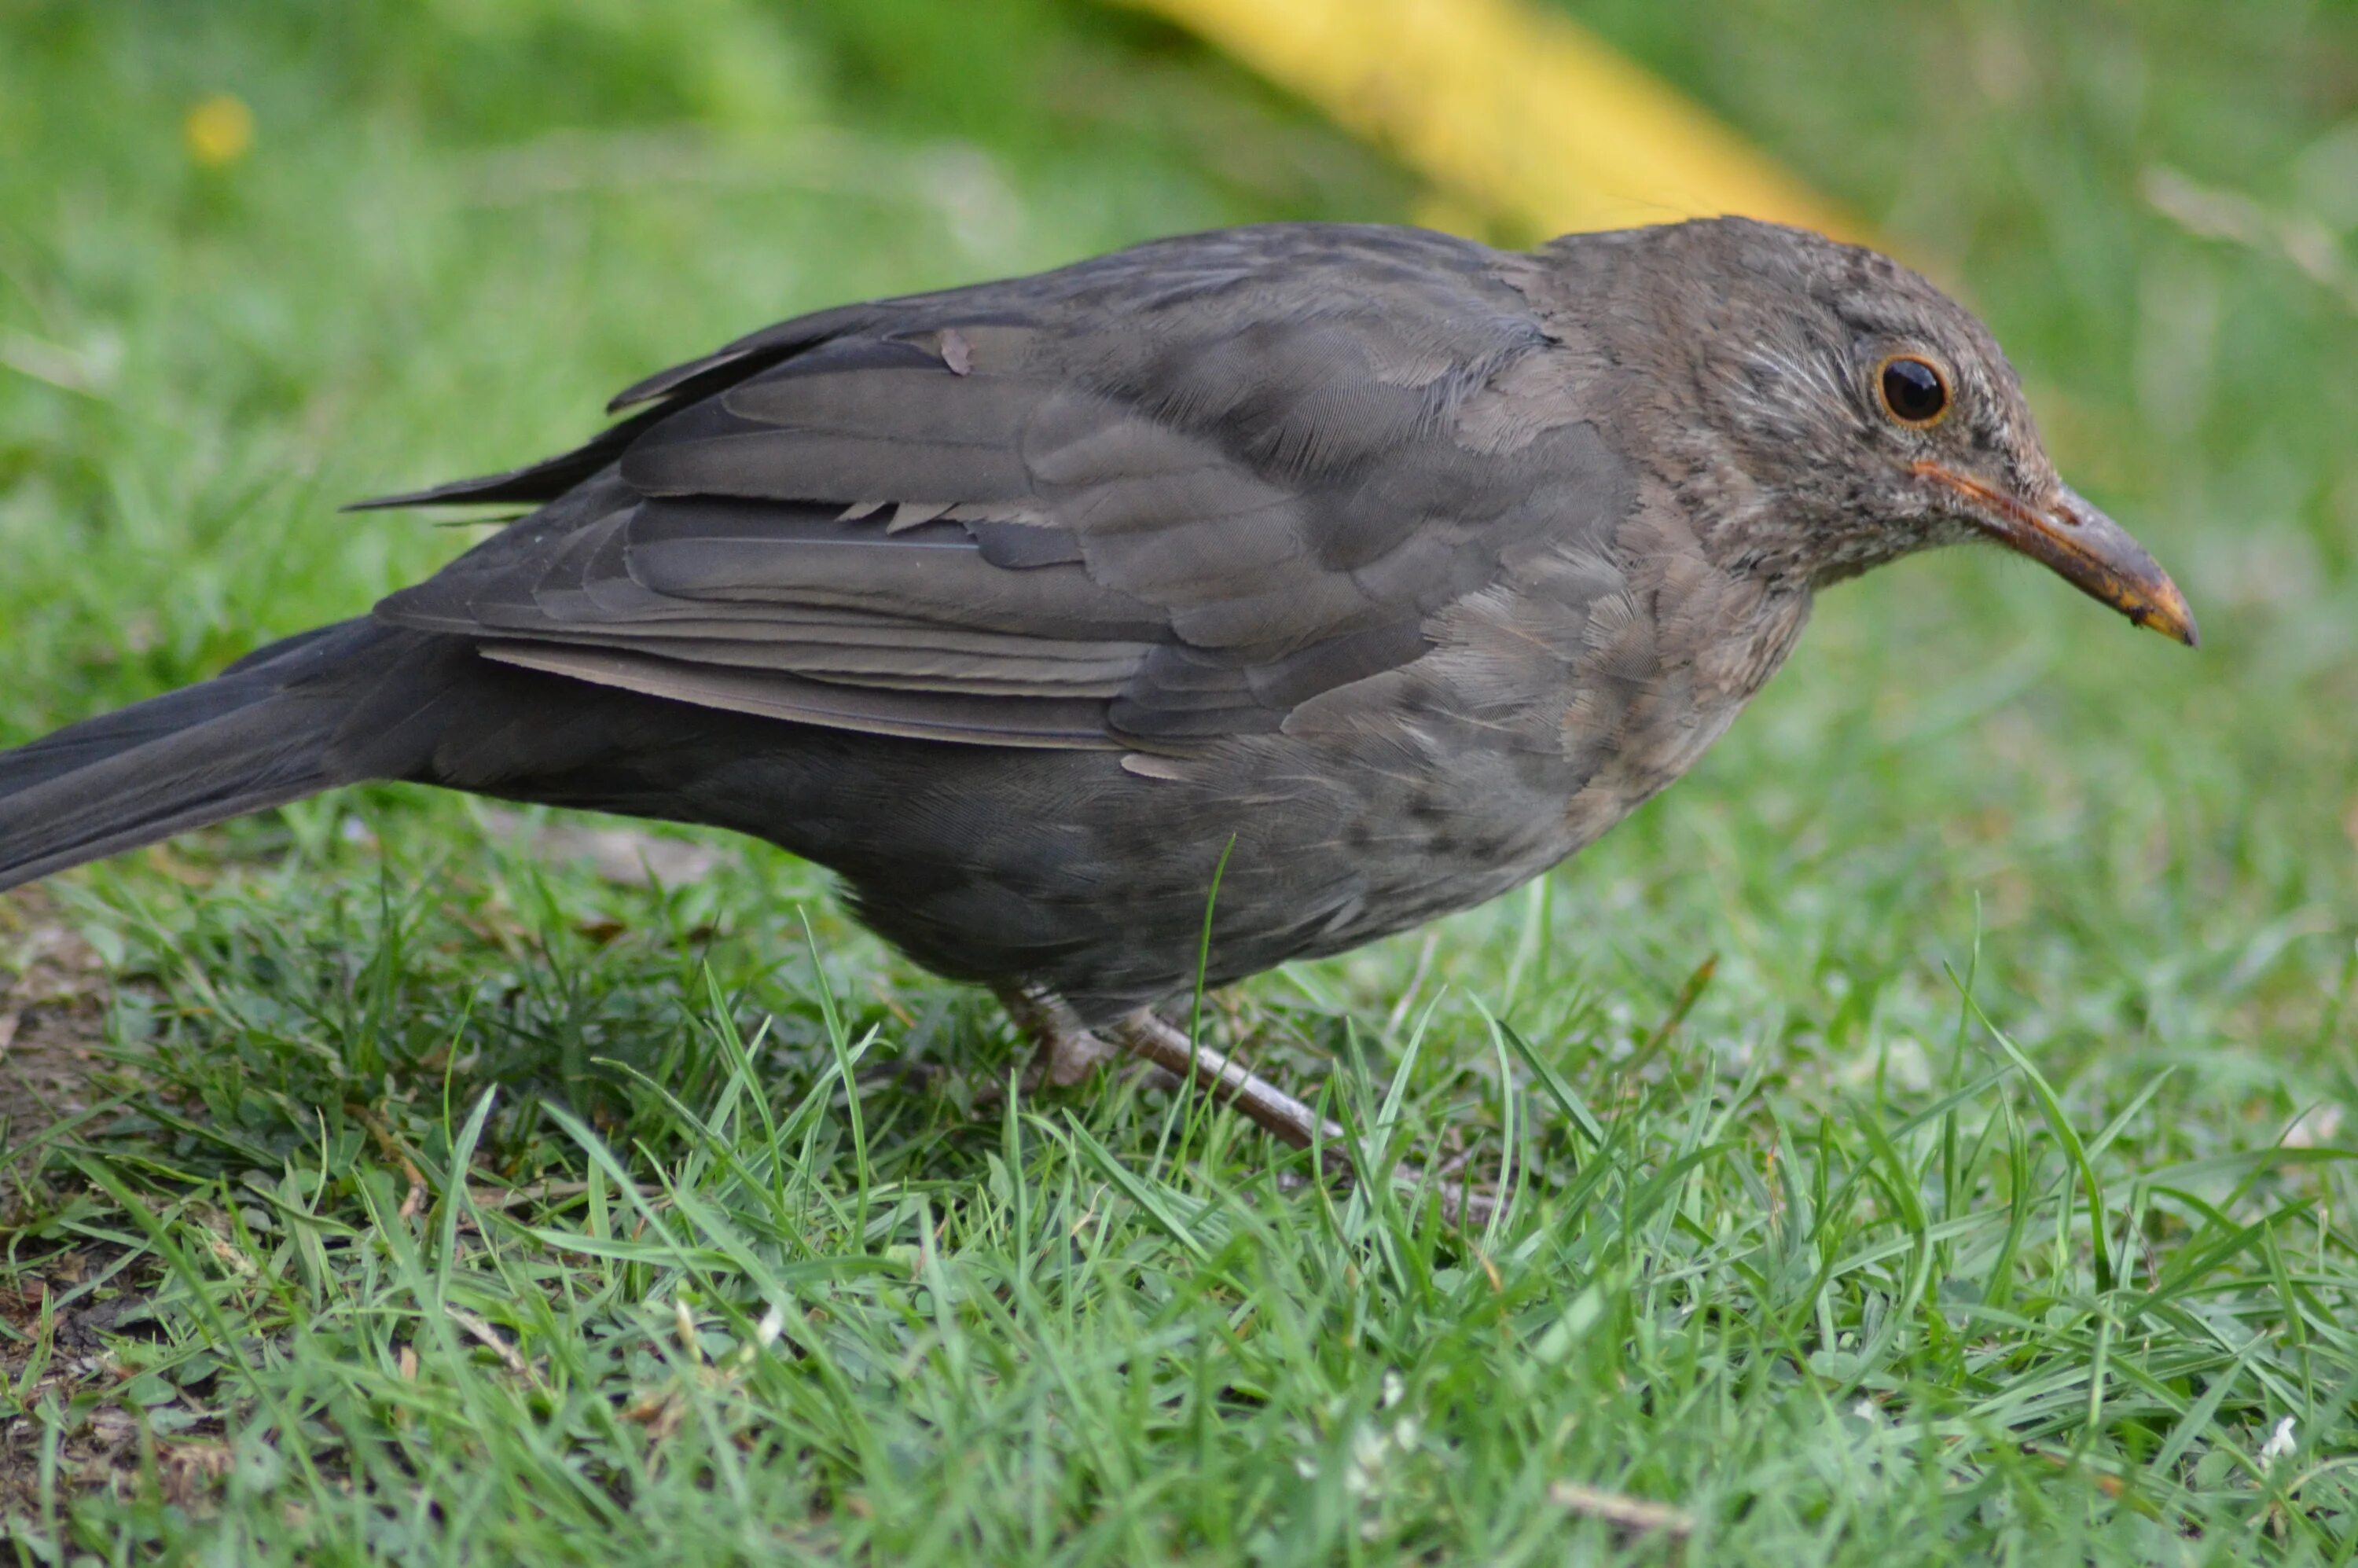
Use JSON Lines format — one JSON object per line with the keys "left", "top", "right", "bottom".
{"left": 369, "top": 225, "right": 1618, "bottom": 750}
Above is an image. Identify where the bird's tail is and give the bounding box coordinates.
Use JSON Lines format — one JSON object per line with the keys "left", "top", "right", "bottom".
{"left": 0, "top": 619, "right": 400, "bottom": 893}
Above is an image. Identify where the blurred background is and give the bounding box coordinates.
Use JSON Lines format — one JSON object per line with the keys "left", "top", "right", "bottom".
{"left": 1, "top": 0, "right": 2353, "bottom": 1081}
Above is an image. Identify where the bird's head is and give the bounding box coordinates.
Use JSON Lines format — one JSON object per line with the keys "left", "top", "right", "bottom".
{"left": 1594, "top": 217, "right": 2196, "bottom": 646}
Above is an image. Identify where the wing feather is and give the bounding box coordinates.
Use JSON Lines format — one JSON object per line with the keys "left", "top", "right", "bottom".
{"left": 370, "top": 225, "right": 1624, "bottom": 748}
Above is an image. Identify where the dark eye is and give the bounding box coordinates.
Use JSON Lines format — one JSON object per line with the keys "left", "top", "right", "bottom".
{"left": 1877, "top": 354, "right": 1949, "bottom": 427}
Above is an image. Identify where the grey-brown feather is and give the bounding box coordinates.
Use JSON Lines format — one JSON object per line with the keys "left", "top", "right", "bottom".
{"left": 376, "top": 226, "right": 1579, "bottom": 755}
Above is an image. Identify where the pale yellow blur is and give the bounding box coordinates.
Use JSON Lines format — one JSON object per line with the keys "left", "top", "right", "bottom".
{"left": 1113, "top": 0, "right": 1856, "bottom": 242}
{"left": 183, "top": 94, "right": 255, "bottom": 168}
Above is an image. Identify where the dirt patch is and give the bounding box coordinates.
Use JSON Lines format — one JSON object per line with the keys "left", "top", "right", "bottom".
{"left": 0, "top": 901, "right": 227, "bottom": 1518}
{"left": 0, "top": 1248, "right": 226, "bottom": 1518}
{"left": 0, "top": 887, "right": 112, "bottom": 1148}
{"left": 0, "top": 894, "right": 178, "bottom": 1515}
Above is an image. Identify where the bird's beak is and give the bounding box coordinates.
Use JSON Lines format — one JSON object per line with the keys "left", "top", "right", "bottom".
{"left": 1912, "top": 462, "right": 2199, "bottom": 648}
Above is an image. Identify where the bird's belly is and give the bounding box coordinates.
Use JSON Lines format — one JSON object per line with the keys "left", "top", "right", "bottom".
{"left": 789, "top": 587, "right": 1810, "bottom": 1016}
{"left": 803, "top": 723, "right": 1586, "bottom": 1015}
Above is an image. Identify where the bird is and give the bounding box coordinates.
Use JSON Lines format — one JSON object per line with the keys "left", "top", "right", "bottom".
{"left": 0, "top": 218, "right": 2194, "bottom": 1170}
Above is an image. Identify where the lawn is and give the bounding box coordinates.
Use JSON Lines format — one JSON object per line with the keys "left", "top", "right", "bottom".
{"left": 2, "top": 0, "right": 2356, "bottom": 1561}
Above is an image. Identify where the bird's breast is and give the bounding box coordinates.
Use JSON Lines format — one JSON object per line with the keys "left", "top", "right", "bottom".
{"left": 1554, "top": 549, "right": 1812, "bottom": 849}
{"left": 1389, "top": 512, "right": 1813, "bottom": 861}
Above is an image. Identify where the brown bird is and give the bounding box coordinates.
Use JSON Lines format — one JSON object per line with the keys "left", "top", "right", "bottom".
{"left": 0, "top": 219, "right": 2193, "bottom": 1167}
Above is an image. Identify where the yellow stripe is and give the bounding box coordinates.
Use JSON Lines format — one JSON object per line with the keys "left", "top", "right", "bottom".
{"left": 1115, "top": 0, "right": 1856, "bottom": 241}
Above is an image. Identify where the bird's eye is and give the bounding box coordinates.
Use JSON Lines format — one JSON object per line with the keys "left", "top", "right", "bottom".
{"left": 1876, "top": 354, "right": 1950, "bottom": 428}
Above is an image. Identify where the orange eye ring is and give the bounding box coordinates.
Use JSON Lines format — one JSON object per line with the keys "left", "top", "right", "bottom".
{"left": 1875, "top": 354, "right": 1951, "bottom": 428}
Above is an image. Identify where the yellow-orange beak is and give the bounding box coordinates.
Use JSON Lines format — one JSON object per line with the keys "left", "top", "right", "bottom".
{"left": 1913, "top": 463, "right": 2198, "bottom": 648}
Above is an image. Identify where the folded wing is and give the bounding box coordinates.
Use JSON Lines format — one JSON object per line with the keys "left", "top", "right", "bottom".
{"left": 369, "top": 225, "right": 1603, "bottom": 750}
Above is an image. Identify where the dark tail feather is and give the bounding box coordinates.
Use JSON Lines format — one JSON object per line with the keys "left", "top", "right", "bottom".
{"left": 0, "top": 619, "right": 395, "bottom": 893}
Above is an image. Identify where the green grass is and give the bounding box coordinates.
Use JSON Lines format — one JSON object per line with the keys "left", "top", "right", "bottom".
{"left": 2, "top": 0, "right": 2356, "bottom": 1561}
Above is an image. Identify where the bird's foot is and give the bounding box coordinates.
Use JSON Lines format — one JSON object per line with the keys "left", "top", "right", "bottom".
{"left": 988, "top": 991, "right": 1497, "bottom": 1223}
{"left": 992, "top": 985, "right": 1118, "bottom": 1089}
{"left": 1103, "top": 1009, "right": 1497, "bottom": 1225}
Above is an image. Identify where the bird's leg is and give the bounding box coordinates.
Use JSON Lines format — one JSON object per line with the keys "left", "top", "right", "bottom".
{"left": 990, "top": 993, "right": 1497, "bottom": 1223}
{"left": 1104, "top": 1009, "right": 1497, "bottom": 1224}
{"left": 1103, "top": 1010, "right": 1338, "bottom": 1149}
{"left": 992, "top": 984, "right": 1118, "bottom": 1088}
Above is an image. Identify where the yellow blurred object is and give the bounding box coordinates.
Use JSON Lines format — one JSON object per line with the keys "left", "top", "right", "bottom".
{"left": 1113, "top": 0, "right": 1856, "bottom": 242}
{"left": 183, "top": 94, "right": 255, "bottom": 168}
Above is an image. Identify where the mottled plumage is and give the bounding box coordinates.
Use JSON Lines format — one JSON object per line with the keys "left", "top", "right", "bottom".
{"left": 0, "top": 218, "right": 2191, "bottom": 1056}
